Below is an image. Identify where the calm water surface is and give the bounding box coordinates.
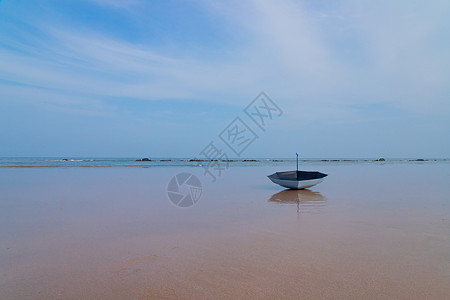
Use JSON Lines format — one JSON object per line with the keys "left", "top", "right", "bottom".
{"left": 0, "top": 164, "right": 449, "bottom": 299}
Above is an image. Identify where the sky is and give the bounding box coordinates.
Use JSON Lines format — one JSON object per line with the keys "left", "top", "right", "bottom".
{"left": 0, "top": 0, "right": 449, "bottom": 158}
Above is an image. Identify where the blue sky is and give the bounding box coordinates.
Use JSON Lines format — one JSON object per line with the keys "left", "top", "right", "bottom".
{"left": 0, "top": 0, "right": 449, "bottom": 158}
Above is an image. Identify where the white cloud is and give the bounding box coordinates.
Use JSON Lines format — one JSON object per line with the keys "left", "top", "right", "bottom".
{"left": 1, "top": 0, "right": 449, "bottom": 119}
{"left": 89, "top": 0, "right": 141, "bottom": 9}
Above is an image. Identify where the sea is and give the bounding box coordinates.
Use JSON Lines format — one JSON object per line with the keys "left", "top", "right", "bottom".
{"left": 0, "top": 157, "right": 448, "bottom": 168}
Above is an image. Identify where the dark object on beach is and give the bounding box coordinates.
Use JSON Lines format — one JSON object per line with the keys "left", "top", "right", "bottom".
{"left": 243, "top": 159, "right": 257, "bottom": 162}
{"left": 416, "top": 158, "right": 425, "bottom": 161}
{"left": 136, "top": 158, "right": 151, "bottom": 161}
{"left": 268, "top": 153, "right": 328, "bottom": 189}
{"left": 377, "top": 158, "right": 385, "bottom": 161}
{"left": 62, "top": 158, "right": 69, "bottom": 161}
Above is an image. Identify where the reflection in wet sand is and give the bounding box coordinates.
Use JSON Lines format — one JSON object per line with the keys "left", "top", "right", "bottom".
{"left": 269, "top": 189, "right": 326, "bottom": 214}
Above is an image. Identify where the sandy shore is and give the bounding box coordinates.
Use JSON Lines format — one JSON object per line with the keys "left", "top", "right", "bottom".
{"left": 0, "top": 164, "right": 449, "bottom": 299}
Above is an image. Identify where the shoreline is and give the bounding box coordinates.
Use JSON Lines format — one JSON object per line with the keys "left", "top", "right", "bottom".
{"left": 1, "top": 158, "right": 448, "bottom": 168}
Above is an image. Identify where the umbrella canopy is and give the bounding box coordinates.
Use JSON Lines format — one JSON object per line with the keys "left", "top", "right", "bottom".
{"left": 268, "top": 170, "right": 328, "bottom": 189}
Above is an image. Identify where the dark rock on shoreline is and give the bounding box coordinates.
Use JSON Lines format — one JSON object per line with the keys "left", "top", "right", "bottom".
{"left": 136, "top": 158, "right": 151, "bottom": 161}
{"left": 377, "top": 158, "right": 386, "bottom": 161}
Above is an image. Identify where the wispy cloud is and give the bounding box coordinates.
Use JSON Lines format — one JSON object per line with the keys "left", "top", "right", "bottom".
{"left": 89, "top": 0, "right": 142, "bottom": 9}
{"left": 1, "top": 0, "right": 449, "bottom": 117}
{"left": 218, "top": 0, "right": 450, "bottom": 113}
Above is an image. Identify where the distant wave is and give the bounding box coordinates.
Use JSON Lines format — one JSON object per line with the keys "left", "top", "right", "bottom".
{"left": 45, "top": 159, "right": 94, "bottom": 162}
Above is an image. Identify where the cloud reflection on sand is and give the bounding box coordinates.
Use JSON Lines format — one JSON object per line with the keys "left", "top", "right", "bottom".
{"left": 268, "top": 189, "right": 326, "bottom": 215}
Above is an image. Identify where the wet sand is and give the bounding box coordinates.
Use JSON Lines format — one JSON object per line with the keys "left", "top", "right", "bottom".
{"left": 0, "top": 164, "right": 449, "bottom": 299}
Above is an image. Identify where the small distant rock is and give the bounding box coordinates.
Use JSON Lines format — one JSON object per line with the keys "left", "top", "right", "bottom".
{"left": 415, "top": 158, "right": 425, "bottom": 161}
{"left": 377, "top": 158, "right": 385, "bottom": 161}
{"left": 62, "top": 158, "right": 69, "bottom": 161}
{"left": 136, "top": 158, "right": 151, "bottom": 161}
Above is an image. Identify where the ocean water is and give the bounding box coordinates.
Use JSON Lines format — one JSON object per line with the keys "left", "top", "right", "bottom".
{"left": 0, "top": 157, "right": 448, "bottom": 168}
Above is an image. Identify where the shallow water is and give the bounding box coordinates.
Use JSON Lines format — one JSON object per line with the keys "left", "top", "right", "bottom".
{"left": 0, "top": 164, "right": 449, "bottom": 299}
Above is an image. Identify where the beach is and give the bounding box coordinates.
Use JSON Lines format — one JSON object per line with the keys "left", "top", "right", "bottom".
{"left": 0, "top": 162, "right": 449, "bottom": 299}
{"left": 2, "top": 0, "right": 450, "bottom": 298}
